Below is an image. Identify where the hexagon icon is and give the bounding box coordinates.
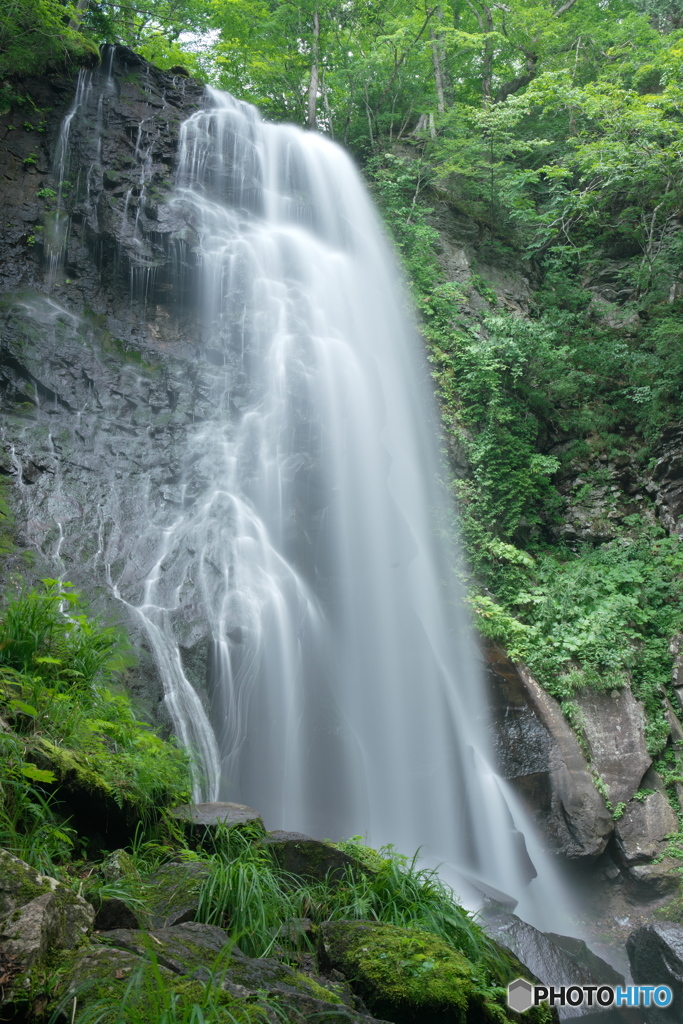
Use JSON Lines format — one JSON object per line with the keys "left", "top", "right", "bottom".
{"left": 508, "top": 978, "right": 534, "bottom": 1013}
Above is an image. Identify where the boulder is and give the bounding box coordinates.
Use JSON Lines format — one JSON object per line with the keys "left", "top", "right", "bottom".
{"left": 170, "top": 802, "right": 264, "bottom": 839}
{"left": 142, "top": 860, "right": 211, "bottom": 928}
{"left": 98, "top": 921, "right": 235, "bottom": 976}
{"left": 614, "top": 791, "right": 678, "bottom": 866}
{"left": 26, "top": 738, "right": 141, "bottom": 845}
{"left": 626, "top": 922, "right": 683, "bottom": 1023}
{"left": 318, "top": 918, "right": 548, "bottom": 1024}
{"left": 100, "top": 849, "right": 137, "bottom": 883}
{"left": 484, "top": 644, "right": 613, "bottom": 859}
{"left": 484, "top": 910, "right": 623, "bottom": 1021}
{"left": 47, "top": 921, "right": 390, "bottom": 1024}
{"left": 574, "top": 688, "right": 651, "bottom": 805}
{"left": 0, "top": 849, "right": 94, "bottom": 968}
{"left": 94, "top": 897, "right": 141, "bottom": 932}
{"left": 627, "top": 860, "right": 681, "bottom": 897}
{"left": 262, "top": 831, "right": 365, "bottom": 883}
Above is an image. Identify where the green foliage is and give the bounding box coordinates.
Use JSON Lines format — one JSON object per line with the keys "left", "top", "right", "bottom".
{"left": 194, "top": 827, "right": 505, "bottom": 979}
{"left": 0, "top": 0, "right": 98, "bottom": 78}
{"left": 0, "top": 578, "right": 129, "bottom": 684}
{"left": 62, "top": 953, "right": 269, "bottom": 1024}
{"left": 0, "top": 582, "right": 191, "bottom": 870}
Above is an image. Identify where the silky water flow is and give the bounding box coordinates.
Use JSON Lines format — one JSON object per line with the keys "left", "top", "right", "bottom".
{"left": 45, "top": 75, "right": 571, "bottom": 930}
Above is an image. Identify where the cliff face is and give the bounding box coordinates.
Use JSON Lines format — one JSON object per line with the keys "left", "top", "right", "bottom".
{"left": 0, "top": 48, "right": 213, "bottom": 712}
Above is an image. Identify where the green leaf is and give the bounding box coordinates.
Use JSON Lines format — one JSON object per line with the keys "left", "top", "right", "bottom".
{"left": 10, "top": 699, "right": 38, "bottom": 716}
{"left": 20, "top": 764, "right": 56, "bottom": 783}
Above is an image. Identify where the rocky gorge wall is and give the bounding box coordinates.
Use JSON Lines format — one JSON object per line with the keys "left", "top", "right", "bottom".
{"left": 2, "top": 45, "right": 683, "bottom": 943}
{"left": 0, "top": 48, "right": 224, "bottom": 717}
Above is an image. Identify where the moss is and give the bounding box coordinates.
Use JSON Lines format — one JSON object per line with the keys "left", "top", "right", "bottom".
{"left": 290, "top": 971, "right": 342, "bottom": 1004}
{"left": 320, "top": 919, "right": 532, "bottom": 1024}
{"left": 0, "top": 476, "right": 16, "bottom": 556}
{"left": 41, "top": 945, "right": 267, "bottom": 1024}
{"left": 33, "top": 738, "right": 114, "bottom": 799}
{"left": 0, "top": 849, "right": 53, "bottom": 911}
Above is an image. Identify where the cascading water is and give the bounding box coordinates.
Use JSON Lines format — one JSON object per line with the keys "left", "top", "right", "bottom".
{"left": 121, "top": 87, "right": 565, "bottom": 923}
{"left": 24, "top": 55, "right": 571, "bottom": 928}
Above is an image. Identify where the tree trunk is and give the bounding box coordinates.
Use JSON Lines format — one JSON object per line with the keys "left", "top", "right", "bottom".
{"left": 68, "top": 0, "right": 89, "bottom": 31}
{"left": 430, "top": 27, "right": 446, "bottom": 114}
{"left": 307, "top": 10, "right": 320, "bottom": 130}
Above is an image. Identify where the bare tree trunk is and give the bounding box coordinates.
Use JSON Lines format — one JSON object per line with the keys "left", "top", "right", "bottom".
{"left": 307, "top": 10, "right": 320, "bottom": 130}
{"left": 68, "top": 0, "right": 89, "bottom": 31}
{"left": 430, "top": 27, "right": 446, "bottom": 114}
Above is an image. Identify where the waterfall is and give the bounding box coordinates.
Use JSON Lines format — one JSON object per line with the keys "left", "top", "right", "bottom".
{"left": 123, "top": 86, "right": 563, "bottom": 920}
{"left": 35, "top": 61, "right": 567, "bottom": 924}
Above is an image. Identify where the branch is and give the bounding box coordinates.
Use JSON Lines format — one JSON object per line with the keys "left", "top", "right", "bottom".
{"left": 554, "top": 0, "right": 579, "bottom": 16}
{"left": 373, "top": 7, "right": 438, "bottom": 115}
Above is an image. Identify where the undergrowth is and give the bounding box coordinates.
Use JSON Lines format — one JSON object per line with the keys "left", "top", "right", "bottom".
{"left": 369, "top": 153, "right": 683, "bottom": 759}
{"left": 0, "top": 580, "right": 191, "bottom": 871}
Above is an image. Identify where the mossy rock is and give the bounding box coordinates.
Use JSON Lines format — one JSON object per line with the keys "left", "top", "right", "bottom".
{"left": 262, "top": 830, "right": 367, "bottom": 884}
{"left": 91, "top": 860, "right": 211, "bottom": 931}
{"left": 318, "top": 920, "right": 552, "bottom": 1024}
{"left": 0, "top": 849, "right": 94, "bottom": 969}
{"left": 55, "top": 924, "right": 387, "bottom": 1024}
{"left": 27, "top": 738, "right": 139, "bottom": 846}
{"left": 97, "top": 921, "right": 234, "bottom": 975}
{"left": 40, "top": 943, "right": 266, "bottom": 1024}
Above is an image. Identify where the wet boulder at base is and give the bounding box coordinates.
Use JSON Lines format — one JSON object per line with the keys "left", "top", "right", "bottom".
{"left": 483, "top": 909, "right": 623, "bottom": 1021}
{"left": 626, "top": 922, "right": 683, "bottom": 1023}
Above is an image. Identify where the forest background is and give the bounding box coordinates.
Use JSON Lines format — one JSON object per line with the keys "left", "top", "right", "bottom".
{"left": 3, "top": 0, "right": 683, "bottom": 802}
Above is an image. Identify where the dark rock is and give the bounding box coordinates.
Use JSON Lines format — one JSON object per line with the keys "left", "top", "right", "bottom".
{"left": 484, "top": 643, "right": 613, "bottom": 860}
{"left": 484, "top": 910, "right": 623, "bottom": 1021}
{"left": 143, "top": 860, "right": 211, "bottom": 927}
{"left": 98, "top": 921, "right": 234, "bottom": 975}
{"left": 25, "top": 737, "right": 142, "bottom": 845}
{"left": 94, "top": 897, "right": 140, "bottom": 932}
{"left": 626, "top": 922, "right": 683, "bottom": 1022}
{"left": 263, "top": 831, "right": 364, "bottom": 883}
{"left": 652, "top": 425, "right": 683, "bottom": 536}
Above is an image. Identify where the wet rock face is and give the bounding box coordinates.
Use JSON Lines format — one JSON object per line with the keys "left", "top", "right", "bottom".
{"left": 652, "top": 424, "right": 683, "bottom": 537}
{"left": 626, "top": 922, "right": 683, "bottom": 1023}
{"left": 484, "top": 909, "right": 623, "bottom": 1022}
{"left": 0, "top": 48, "right": 231, "bottom": 711}
{"left": 484, "top": 643, "right": 614, "bottom": 861}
